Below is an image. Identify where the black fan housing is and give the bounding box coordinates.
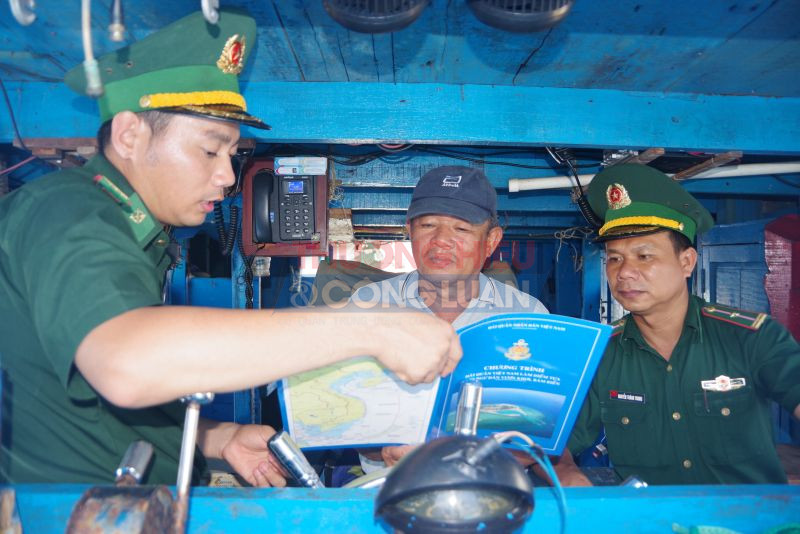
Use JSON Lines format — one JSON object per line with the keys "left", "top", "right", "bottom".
{"left": 323, "top": 0, "right": 430, "bottom": 34}
{"left": 468, "top": 0, "right": 574, "bottom": 33}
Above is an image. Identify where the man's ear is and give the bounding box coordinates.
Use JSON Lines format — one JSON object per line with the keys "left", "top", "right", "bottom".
{"left": 108, "top": 111, "right": 144, "bottom": 160}
{"left": 484, "top": 225, "right": 504, "bottom": 258}
{"left": 680, "top": 246, "right": 698, "bottom": 278}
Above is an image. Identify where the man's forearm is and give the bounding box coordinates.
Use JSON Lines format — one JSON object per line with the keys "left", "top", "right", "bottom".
{"left": 197, "top": 418, "right": 239, "bottom": 459}
{"left": 76, "top": 306, "right": 428, "bottom": 407}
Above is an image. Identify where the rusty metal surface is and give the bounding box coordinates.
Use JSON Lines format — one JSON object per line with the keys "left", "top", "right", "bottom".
{"left": 0, "top": 488, "right": 22, "bottom": 534}
{"left": 65, "top": 486, "right": 174, "bottom": 534}
{"left": 171, "top": 496, "right": 189, "bottom": 534}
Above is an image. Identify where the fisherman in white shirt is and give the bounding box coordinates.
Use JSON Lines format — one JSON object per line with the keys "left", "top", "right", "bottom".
{"left": 350, "top": 165, "right": 548, "bottom": 471}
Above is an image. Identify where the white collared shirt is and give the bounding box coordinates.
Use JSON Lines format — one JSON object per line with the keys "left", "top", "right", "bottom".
{"left": 349, "top": 271, "right": 548, "bottom": 329}
{"left": 350, "top": 270, "right": 548, "bottom": 474}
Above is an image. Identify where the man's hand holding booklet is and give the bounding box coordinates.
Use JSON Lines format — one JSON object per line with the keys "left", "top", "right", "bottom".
{"left": 280, "top": 313, "right": 612, "bottom": 456}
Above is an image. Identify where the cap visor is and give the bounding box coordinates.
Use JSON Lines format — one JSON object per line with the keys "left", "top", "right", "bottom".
{"left": 594, "top": 225, "right": 667, "bottom": 242}
{"left": 171, "top": 104, "right": 271, "bottom": 130}
{"left": 407, "top": 197, "right": 492, "bottom": 224}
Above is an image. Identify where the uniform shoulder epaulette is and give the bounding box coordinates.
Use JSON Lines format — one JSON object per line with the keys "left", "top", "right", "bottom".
{"left": 93, "top": 174, "right": 160, "bottom": 246}
{"left": 701, "top": 303, "right": 767, "bottom": 330}
{"left": 610, "top": 317, "right": 627, "bottom": 337}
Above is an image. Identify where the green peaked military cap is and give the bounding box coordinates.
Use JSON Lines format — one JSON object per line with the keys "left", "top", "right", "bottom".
{"left": 64, "top": 8, "right": 269, "bottom": 129}
{"left": 587, "top": 163, "right": 714, "bottom": 242}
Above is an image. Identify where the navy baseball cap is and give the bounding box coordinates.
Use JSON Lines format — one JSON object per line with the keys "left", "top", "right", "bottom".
{"left": 406, "top": 166, "right": 497, "bottom": 224}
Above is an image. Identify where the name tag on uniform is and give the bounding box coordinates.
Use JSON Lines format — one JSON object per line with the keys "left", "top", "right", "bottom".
{"left": 700, "top": 375, "right": 746, "bottom": 392}
{"left": 609, "top": 390, "right": 645, "bottom": 403}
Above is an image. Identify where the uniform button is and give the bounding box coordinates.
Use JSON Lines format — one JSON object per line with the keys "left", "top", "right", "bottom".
{"left": 621, "top": 416, "right": 630, "bottom": 425}
{"left": 666, "top": 364, "right": 673, "bottom": 372}
{"left": 672, "top": 412, "right": 681, "bottom": 421}
{"left": 155, "top": 238, "right": 167, "bottom": 246}
{"left": 720, "top": 407, "right": 731, "bottom": 416}
{"left": 683, "top": 459, "right": 692, "bottom": 469}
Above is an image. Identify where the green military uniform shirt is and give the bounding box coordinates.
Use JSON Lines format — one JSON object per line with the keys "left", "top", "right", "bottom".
{"left": 568, "top": 295, "right": 800, "bottom": 485}
{"left": 0, "top": 154, "right": 208, "bottom": 484}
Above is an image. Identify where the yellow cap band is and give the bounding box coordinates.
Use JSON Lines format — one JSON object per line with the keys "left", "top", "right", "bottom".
{"left": 139, "top": 90, "right": 246, "bottom": 111}
{"left": 599, "top": 215, "right": 684, "bottom": 236}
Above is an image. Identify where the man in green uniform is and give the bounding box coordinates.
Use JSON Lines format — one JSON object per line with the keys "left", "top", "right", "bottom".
{"left": 561, "top": 164, "right": 800, "bottom": 485}
{"left": 0, "top": 9, "right": 461, "bottom": 486}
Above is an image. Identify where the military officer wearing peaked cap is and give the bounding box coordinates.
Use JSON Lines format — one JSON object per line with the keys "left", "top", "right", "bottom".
{"left": 555, "top": 164, "right": 800, "bottom": 486}
{"left": 0, "top": 8, "right": 461, "bottom": 486}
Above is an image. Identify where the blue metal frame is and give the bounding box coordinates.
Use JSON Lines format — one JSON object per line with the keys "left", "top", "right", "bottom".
{"left": 168, "top": 199, "right": 262, "bottom": 426}
{"left": 697, "top": 218, "right": 772, "bottom": 310}
{"left": 3, "top": 81, "right": 800, "bottom": 153}
{"left": 581, "top": 239, "right": 603, "bottom": 322}
{"left": 8, "top": 483, "right": 800, "bottom": 533}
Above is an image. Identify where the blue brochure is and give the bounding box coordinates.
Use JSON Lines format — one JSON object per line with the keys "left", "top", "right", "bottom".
{"left": 429, "top": 313, "right": 612, "bottom": 455}
{"left": 279, "top": 313, "right": 611, "bottom": 455}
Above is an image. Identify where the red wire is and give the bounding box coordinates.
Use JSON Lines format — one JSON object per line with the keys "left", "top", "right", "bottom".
{"left": 0, "top": 155, "right": 37, "bottom": 176}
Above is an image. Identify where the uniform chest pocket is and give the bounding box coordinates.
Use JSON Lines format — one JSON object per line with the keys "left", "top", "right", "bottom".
{"left": 600, "top": 401, "right": 666, "bottom": 468}
{"left": 692, "top": 386, "right": 766, "bottom": 464}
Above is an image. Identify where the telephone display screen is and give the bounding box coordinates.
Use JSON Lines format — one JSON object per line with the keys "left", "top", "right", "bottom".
{"left": 286, "top": 180, "right": 304, "bottom": 194}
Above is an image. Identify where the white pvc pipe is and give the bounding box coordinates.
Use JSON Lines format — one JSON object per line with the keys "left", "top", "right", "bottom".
{"left": 507, "top": 162, "right": 800, "bottom": 192}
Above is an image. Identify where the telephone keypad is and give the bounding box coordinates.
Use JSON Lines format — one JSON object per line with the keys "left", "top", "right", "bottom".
{"left": 278, "top": 176, "right": 314, "bottom": 241}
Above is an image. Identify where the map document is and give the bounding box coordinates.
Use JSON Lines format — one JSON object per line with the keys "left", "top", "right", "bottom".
{"left": 279, "top": 313, "right": 612, "bottom": 455}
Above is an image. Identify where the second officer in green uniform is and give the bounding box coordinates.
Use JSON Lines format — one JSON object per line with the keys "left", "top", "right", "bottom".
{"left": 562, "top": 164, "right": 800, "bottom": 485}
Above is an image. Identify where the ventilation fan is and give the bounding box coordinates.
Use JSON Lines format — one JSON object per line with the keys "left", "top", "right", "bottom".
{"left": 468, "top": 0, "right": 574, "bottom": 33}
{"left": 323, "top": 0, "right": 430, "bottom": 34}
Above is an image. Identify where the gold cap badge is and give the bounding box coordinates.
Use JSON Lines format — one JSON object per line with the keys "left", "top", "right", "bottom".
{"left": 217, "top": 34, "right": 246, "bottom": 75}
{"left": 606, "top": 183, "right": 631, "bottom": 210}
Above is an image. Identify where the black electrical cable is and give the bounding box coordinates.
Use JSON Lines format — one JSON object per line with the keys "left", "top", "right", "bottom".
{"left": 230, "top": 147, "right": 254, "bottom": 196}
{"left": 418, "top": 146, "right": 600, "bottom": 170}
{"left": 377, "top": 143, "right": 413, "bottom": 153}
{"left": 327, "top": 152, "right": 385, "bottom": 167}
{"left": 213, "top": 202, "right": 228, "bottom": 252}
{"left": 0, "top": 77, "right": 29, "bottom": 152}
{"left": 575, "top": 193, "right": 603, "bottom": 229}
{"left": 256, "top": 142, "right": 604, "bottom": 171}
{"left": 224, "top": 205, "right": 239, "bottom": 256}
{"left": 213, "top": 202, "right": 241, "bottom": 256}
{"left": 237, "top": 222, "right": 255, "bottom": 310}
{"left": 547, "top": 146, "right": 603, "bottom": 229}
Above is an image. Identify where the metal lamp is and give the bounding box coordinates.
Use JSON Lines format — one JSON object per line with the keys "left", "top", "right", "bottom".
{"left": 374, "top": 434, "right": 534, "bottom": 533}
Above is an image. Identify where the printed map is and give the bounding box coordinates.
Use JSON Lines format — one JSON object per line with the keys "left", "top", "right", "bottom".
{"left": 282, "top": 357, "right": 439, "bottom": 448}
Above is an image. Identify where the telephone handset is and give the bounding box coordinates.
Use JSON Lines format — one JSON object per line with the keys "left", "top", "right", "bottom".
{"left": 251, "top": 169, "right": 316, "bottom": 243}
{"left": 251, "top": 169, "right": 274, "bottom": 243}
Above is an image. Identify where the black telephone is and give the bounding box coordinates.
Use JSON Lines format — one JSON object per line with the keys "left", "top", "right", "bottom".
{"left": 252, "top": 169, "right": 316, "bottom": 243}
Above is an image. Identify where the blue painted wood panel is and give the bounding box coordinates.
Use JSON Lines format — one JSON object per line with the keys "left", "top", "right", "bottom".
{"left": 685, "top": 176, "right": 800, "bottom": 197}
{"left": 8, "top": 483, "right": 800, "bottom": 533}
{"left": 2, "top": 2, "right": 798, "bottom": 97}
{"left": 713, "top": 261, "right": 769, "bottom": 312}
{"left": 3, "top": 81, "right": 799, "bottom": 153}
{"left": 698, "top": 219, "right": 771, "bottom": 312}
{"left": 340, "top": 188, "right": 577, "bottom": 211}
